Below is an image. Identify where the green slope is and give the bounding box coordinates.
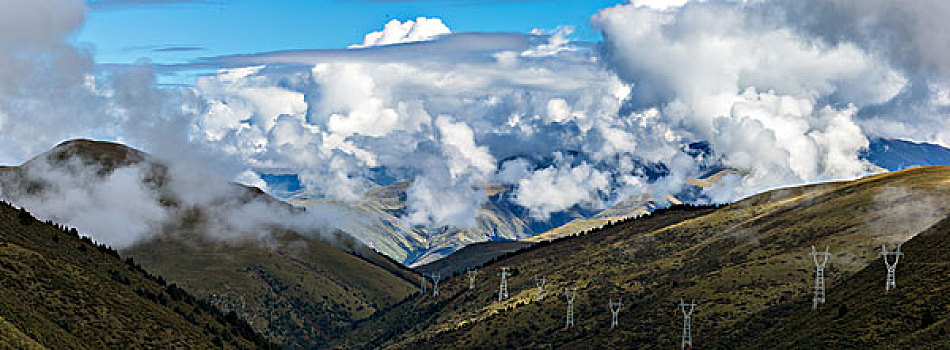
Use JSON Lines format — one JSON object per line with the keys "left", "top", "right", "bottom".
{"left": 126, "top": 229, "right": 417, "bottom": 347}
{"left": 0, "top": 201, "right": 272, "bottom": 349}
{"left": 340, "top": 166, "right": 950, "bottom": 348}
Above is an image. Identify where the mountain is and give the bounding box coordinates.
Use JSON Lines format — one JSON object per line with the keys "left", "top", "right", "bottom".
{"left": 0, "top": 139, "right": 418, "bottom": 348}
{"left": 0, "top": 201, "right": 273, "bottom": 348}
{"left": 862, "top": 138, "right": 950, "bottom": 171}
{"left": 292, "top": 181, "right": 540, "bottom": 267}
{"left": 338, "top": 166, "right": 950, "bottom": 348}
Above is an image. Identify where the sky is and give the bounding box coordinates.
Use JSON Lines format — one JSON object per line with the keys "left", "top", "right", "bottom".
{"left": 3, "top": 0, "right": 950, "bottom": 250}
{"left": 80, "top": 0, "right": 623, "bottom": 65}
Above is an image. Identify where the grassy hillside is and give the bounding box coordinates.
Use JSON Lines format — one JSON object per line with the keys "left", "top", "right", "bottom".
{"left": 727, "top": 214, "right": 950, "bottom": 348}
{"left": 126, "top": 229, "right": 417, "bottom": 347}
{"left": 0, "top": 201, "right": 273, "bottom": 349}
{"left": 339, "top": 166, "right": 950, "bottom": 348}
{"left": 0, "top": 139, "right": 417, "bottom": 348}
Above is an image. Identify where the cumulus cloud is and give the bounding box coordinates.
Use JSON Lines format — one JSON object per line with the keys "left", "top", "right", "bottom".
{"left": 514, "top": 162, "right": 610, "bottom": 219}
{"left": 593, "top": 0, "right": 903, "bottom": 198}
{"left": 350, "top": 17, "right": 451, "bottom": 48}
{"left": 770, "top": 0, "right": 950, "bottom": 147}
{"left": 186, "top": 48, "right": 632, "bottom": 222}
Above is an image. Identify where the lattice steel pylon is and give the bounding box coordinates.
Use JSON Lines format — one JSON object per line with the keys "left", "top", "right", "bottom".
{"left": 609, "top": 298, "right": 622, "bottom": 329}
{"left": 498, "top": 267, "right": 509, "bottom": 302}
{"left": 811, "top": 245, "right": 831, "bottom": 310}
{"left": 467, "top": 269, "right": 479, "bottom": 290}
{"left": 534, "top": 275, "right": 546, "bottom": 301}
{"left": 564, "top": 288, "right": 577, "bottom": 329}
{"left": 881, "top": 243, "right": 904, "bottom": 292}
{"left": 430, "top": 273, "right": 440, "bottom": 297}
{"left": 679, "top": 299, "right": 696, "bottom": 350}
{"left": 419, "top": 275, "right": 426, "bottom": 295}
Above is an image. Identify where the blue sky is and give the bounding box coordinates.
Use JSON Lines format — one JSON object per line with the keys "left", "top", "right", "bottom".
{"left": 79, "top": 0, "right": 623, "bottom": 65}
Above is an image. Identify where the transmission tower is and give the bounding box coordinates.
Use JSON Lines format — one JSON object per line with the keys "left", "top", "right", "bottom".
{"left": 467, "top": 269, "right": 479, "bottom": 290}
{"left": 564, "top": 288, "right": 577, "bottom": 329}
{"left": 810, "top": 245, "right": 831, "bottom": 310}
{"left": 679, "top": 299, "right": 696, "bottom": 350}
{"left": 498, "top": 267, "right": 509, "bottom": 302}
{"left": 609, "top": 298, "right": 622, "bottom": 329}
{"left": 881, "top": 243, "right": 904, "bottom": 292}
{"left": 430, "top": 273, "right": 441, "bottom": 297}
{"left": 534, "top": 275, "right": 546, "bottom": 301}
{"left": 419, "top": 275, "right": 426, "bottom": 295}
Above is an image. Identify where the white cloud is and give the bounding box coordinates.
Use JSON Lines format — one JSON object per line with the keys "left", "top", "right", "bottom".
{"left": 187, "top": 40, "right": 631, "bottom": 225}
{"left": 350, "top": 17, "right": 451, "bottom": 49}
{"left": 514, "top": 162, "right": 610, "bottom": 219}
{"left": 630, "top": 0, "right": 691, "bottom": 11}
{"left": 234, "top": 169, "right": 267, "bottom": 190}
{"left": 435, "top": 116, "right": 496, "bottom": 179}
{"left": 521, "top": 26, "right": 576, "bottom": 58}
{"left": 593, "top": 1, "right": 898, "bottom": 198}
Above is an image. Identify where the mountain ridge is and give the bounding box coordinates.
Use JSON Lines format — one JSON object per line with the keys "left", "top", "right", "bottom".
{"left": 0, "top": 139, "right": 419, "bottom": 348}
